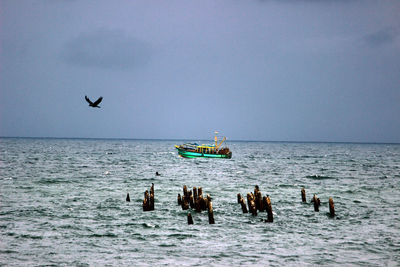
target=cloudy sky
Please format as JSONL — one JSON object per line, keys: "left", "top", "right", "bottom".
{"left": 1, "top": 0, "right": 399, "bottom": 142}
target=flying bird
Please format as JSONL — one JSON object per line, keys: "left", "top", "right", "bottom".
{"left": 85, "top": 95, "right": 103, "bottom": 108}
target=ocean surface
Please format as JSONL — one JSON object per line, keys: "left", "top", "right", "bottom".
{"left": 1, "top": 138, "right": 399, "bottom": 266}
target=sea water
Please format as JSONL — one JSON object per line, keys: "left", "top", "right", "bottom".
{"left": 1, "top": 138, "right": 399, "bottom": 266}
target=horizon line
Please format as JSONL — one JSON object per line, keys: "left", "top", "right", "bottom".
{"left": 1, "top": 135, "right": 399, "bottom": 145}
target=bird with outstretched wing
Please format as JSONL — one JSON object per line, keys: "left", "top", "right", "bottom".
{"left": 85, "top": 95, "right": 103, "bottom": 108}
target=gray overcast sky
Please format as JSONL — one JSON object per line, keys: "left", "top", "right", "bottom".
{"left": 1, "top": 0, "right": 399, "bottom": 142}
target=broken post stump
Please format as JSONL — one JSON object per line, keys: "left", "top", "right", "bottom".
{"left": 149, "top": 192, "right": 154, "bottom": 211}
{"left": 177, "top": 193, "right": 182, "bottom": 205}
{"left": 182, "top": 197, "right": 189, "bottom": 210}
{"left": 193, "top": 187, "right": 198, "bottom": 201}
{"left": 239, "top": 197, "right": 248, "bottom": 213}
{"left": 256, "top": 191, "right": 263, "bottom": 211}
{"left": 312, "top": 194, "right": 320, "bottom": 212}
{"left": 265, "top": 195, "right": 273, "bottom": 223}
{"left": 198, "top": 187, "right": 203, "bottom": 198}
{"left": 189, "top": 195, "right": 195, "bottom": 209}
{"left": 301, "top": 188, "right": 306, "bottom": 203}
{"left": 247, "top": 193, "right": 257, "bottom": 216}
{"left": 195, "top": 196, "right": 202, "bottom": 212}
{"left": 143, "top": 190, "right": 150, "bottom": 211}
{"left": 329, "top": 197, "right": 335, "bottom": 217}
{"left": 126, "top": 193, "right": 130, "bottom": 202}
{"left": 207, "top": 194, "right": 215, "bottom": 224}
{"left": 187, "top": 212, "right": 194, "bottom": 225}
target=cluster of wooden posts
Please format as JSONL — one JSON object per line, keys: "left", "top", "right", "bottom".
{"left": 302, "top": 187, "right": 335, "bottom": 217}
{"left": 237, "top": 185, "right": 274, "bottom": 222}
{"left": 126, "top": 184, "right": 336, "bottom": 224}
{"left": 177, "top": 185, "right": 215, "bottom": 224}
{"left": 142, "top": 183, "right": 155, "bottom": 211}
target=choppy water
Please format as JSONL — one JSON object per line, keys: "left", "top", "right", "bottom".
{"left": 1, "top": 138, "right": 399, "bottom": 266}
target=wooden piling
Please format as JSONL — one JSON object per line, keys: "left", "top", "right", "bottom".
{"left": 195, "top": 196, "right": 202, "bottom": 212}
{"left": 193, "top": 187, "right": 198, "bottom": 201}
{"left": 189, "top": 195, "right": 195, "bottom": 209}
{"left": 183, "top": 185, "right": 188, "bottom": 200}
{"left": 143, "top": 190, "right": 150, "bottom": 211}
{"left": 187, "top": 212, "right": 194, "bottom": 225}
{"left": 312, "top": 194, "right": 320, "bottom": 212}
{"left": 265, "top": 195, "right": 273, "bottom": 223}
{"left": 256, "top": 191, "right": 263, "bottom": 211}
{"left": 149, "top": 192, "right": 154, "bottom": 211}
{"left": 239, "top": 197, "right": 248, "bottom": 213}
{"left": 201, "top": 196, "right": 207, "bottom": 211}
{"left": 254, "top": 185, "right": 260, "bottom": 196}
{"left": 301, "top": 188, "right": 306, "bottom": 203}
{"left": 177, "top": 193, "right": 182, "bottom": 205}
{"left": 237, "top": 193, "right": 242, "bottom": 204}
{"left": 182, "top": 197, "right": 189, "bottom": 210}
{"left": 329, "top": 197, "right": 335, "bottom": 217}
{"left": 247, "top": 193, "right": 257, "bottom": 216}
{"left": 198, "top": 187, "right": 203, "bottom": 198}
{"left": 126, "top": 193, "right": 130, "bottom": 202}
{"left": 207, "top": 194, "right": 215, "bottom": 224}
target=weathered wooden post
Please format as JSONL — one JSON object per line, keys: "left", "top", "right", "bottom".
{"left": 254, "top": 185, "right": 260, "bottom": 196}
{"left": 177, "top": 193, "right": 182, "bottom": 205}
{"left": 246, "top": 193, "right": 252, "bottom": 212}
{"left": 207, "top": 194, "right": 215, "bottom": 224}
{"left": 188, "top": 212, "right": 194, "bottom": 225}
{"left": 312, "top": 194, "right": 320, "bottom": 212}
{"left": 149, "top": 192, "right": 154, "bottom": 211}
{"left": 198, "top": 187, "right": 203, "bottom": 198}
{"left": 247, "top": 193, "right": 257, "bottom": 216}
{"left": 183, "top": 185, "right": 188, "bottom": 201}
{"left": 143, "top": 190, "right": 150, "bottom": 211}
{"left": 301, "top": 188, "right": 306, "bottom": 203}
{"left": 189, "top": 195, "right": 195, "bottom": 209}
{"left": 237, "top": 193, "right": 242, "bottom": 204}
{"left": 329, "top": 197, "right": 335, "bottom": 217}
{"left": 149, "top": 183, "right": 155, "bottom": 210}
{"left": 193, "top": 187, "right": 198, "bottom": 201}
{"left": 265, "top": 195, "right": 273, "bottom": 223}
{"left": 257, "top": 191, "right": 263, "bottom": 211}
{"left": 182, "top": 196, "right": 189, "bottom": 210}
{"left": 195, "top": 196, "right": 202, "bottom": 212}
{"left": 239, "top": 197, "right": 248, "bottom": 213}
{"left": 126, "top": 193, "right": 130, "bottom": 202}
{"left": 201, "top": 195, "right": 207, "bottom": 211}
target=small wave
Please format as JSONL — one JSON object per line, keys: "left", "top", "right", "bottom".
{"left": 167, "top": 233, "right": 195, "bottom": 240}
{"left": 305, "top": 175, "right": 335, "bottom": 180}
{"left": 158, "top": 243, "right": 177, "bottom": 247}
{"left": 141, "top": 223, "right": 159, "bottom": 228}
{"left": 18, "top": 234, "right": 43, "bottom": 240}
{"left": 36, "top": 178, "right": 70, "bottom": 185}
{"left": 87, "top": 232, "right": 118, "bottom": 238}
{"left": 0, "top": 249, "right": 18, "bottom": 254}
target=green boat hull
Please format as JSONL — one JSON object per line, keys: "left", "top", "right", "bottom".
{"left": 176, "top": 148, "right": 232, "bottom": 159}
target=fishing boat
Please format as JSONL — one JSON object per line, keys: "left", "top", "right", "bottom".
{"left": 175, "top": 132, "right": 232, "bottom": 159}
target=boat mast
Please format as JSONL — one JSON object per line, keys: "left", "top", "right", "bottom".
{"left": 214, "top": 131, "right": 226, "bottom": 150}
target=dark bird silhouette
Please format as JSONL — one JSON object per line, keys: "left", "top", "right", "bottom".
{"left": 85, "top": 95, "right": 103, "bottom": 108}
